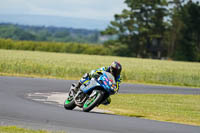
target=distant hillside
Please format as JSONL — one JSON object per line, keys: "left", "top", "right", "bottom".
{"left": 0, "top": 23, "right": 103, "bottom": 43}
{"left": 0, "top": 14, "right": 109, "bottom": 30}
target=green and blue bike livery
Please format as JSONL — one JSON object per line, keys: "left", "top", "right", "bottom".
{"left": 64, "top": 71, "right": 117, "bottom": 112}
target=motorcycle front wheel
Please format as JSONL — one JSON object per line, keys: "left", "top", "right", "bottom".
{"left": 64, "top": 95, "right": 76, "bottom": 110}
{"left": 83, "top": 90, "right": 104, "bottom": 112}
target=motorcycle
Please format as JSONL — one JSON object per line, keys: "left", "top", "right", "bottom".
{"left": 64, "top": 71, "right": 117, "bottom": 112}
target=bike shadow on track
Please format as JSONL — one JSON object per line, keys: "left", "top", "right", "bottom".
{"left": 63, "top": 108, "right": 116, "bottom": 116}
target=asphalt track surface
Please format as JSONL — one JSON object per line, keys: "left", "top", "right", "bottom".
{"left": 0, "top": 76, "right": 200, "bottom": 133}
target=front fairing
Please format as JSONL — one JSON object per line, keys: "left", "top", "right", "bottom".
{"left": 98, "top": 72, "right": 116, "bottom": 94}
{"left": 80, "top": 78, "right": 100, "bottom": 93}
{"left": 80, "top": 72, "right": 116, "bottom": 95}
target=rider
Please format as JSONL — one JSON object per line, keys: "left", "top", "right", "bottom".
{"left": 75, "top": 61, "right": 122, "bottom": 105}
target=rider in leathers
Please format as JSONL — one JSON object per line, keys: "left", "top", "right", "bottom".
{"left": 75, "top": 61, "right": 122, "bottom": 105}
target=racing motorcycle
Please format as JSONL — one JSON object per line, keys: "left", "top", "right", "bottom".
{"left": 64, "top": 71, "right": 117, "bottom": 112}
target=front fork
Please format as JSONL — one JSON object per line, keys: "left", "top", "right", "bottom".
{"left": 74, "top": 90, "right": 88, "bottom": 107}
{"left": 68, "top": 84, "right": 88, "bottom": 107}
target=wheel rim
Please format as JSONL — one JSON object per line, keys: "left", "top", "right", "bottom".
{"left": 83, "top": 93, "right": 98, "bottom": 108}
{"left": 65, "top": 96, "right": 73, "bottom": 104}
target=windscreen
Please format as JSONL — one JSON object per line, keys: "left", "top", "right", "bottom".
{"left": 103, "top": 72, "right": 116, "bottom": 84}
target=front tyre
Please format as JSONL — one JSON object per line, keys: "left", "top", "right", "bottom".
{"left": 83, "top": 90, "right": 104, "bottom": 112}
{"left": 64, "top": 96, "right": 76, "bottom": 110}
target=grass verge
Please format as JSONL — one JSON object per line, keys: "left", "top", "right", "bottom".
{"left": 0, "top": 49, "right": 199, "bottom": 126}
{"left": 0, "top": 126, "right": 64, "bottom": 133}
{"left": 99, "top": 94, "right": 200, "bottom": 126}
{"left": 0, "top": 49, "right": 200, "bottom": 87}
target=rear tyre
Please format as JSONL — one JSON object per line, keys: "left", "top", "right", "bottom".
{"left": 83, "top": 90, "right": 104, "bottom": 112}
{"left": 64, "top": 96, "right": 76, "bottom": 110}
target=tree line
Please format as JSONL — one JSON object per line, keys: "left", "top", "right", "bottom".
{"left": 0, "top": 39, "right": 114, "bottom": 55}
{"left": 102, "top": 0, "right": 200, "bottom": 62}
{"left": 0, "top": 23, "right": 100, "bottom": 44}
{"left": 0, "top": 0, "right": 200, "bottom": 62}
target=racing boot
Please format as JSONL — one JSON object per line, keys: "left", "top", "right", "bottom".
{"left": 74, "top": 73, "right": 90, "bottom": 92}
{"left": 101, "top": 97, "right": 111, "bottom": 105}
{"left": 74, "top": 82, "right": 82, "bottom": 93}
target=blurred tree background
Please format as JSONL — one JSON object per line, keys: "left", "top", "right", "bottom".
{"left": 0, "top": 0, "right": 200, "bottom": 62}
{"left": 0, "top": 24, "right": 101, "bottom": 44}
{"left": 102, "top": 0, "right": 200, "bottom": 61}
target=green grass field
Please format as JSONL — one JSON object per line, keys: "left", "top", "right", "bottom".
{"left": 0, "top": 126, "right": 64, "bottom": 133}
{"left": 0, "top": 49, "right": 200, "bottom": 126}
{"left": 99, "top": 94, "right": 200, "bottom": 126}
{"left": 0, "top": 49, "right": 200, "bottom": 87}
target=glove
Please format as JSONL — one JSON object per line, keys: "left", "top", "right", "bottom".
{"left": 91, "top": 71, "right": 102, "bottom": 79}
{"left": 92, "top": 72, "right": 100, "bottom": 78}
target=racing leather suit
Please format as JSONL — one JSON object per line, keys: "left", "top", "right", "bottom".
{"left": 77, "top": 66, "right": 122, "bottom": 105}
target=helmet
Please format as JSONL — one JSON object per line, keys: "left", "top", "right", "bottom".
{"left": 110, "top": 61, "right": 122, "bottom": 77}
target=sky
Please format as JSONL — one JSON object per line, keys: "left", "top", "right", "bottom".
{"left": 0, "top": 0, "right": 127, "bottom": 21}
